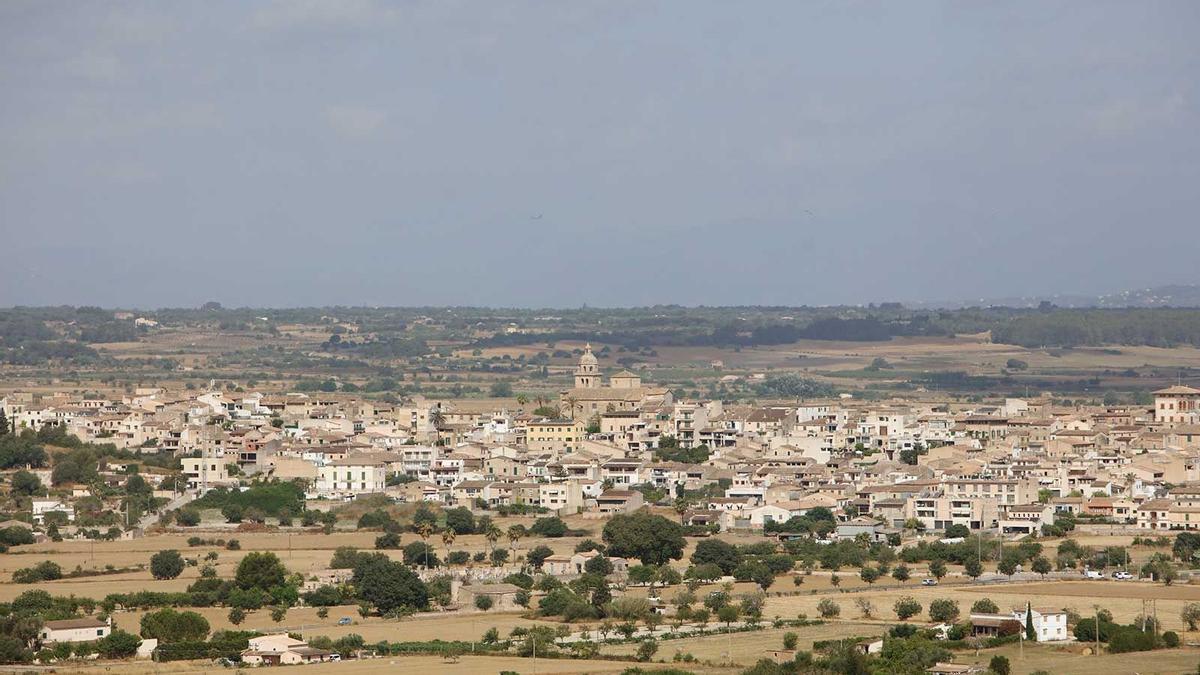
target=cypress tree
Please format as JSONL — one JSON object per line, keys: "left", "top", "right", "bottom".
{"left": 1025, "top": 602, "right": 1036, "bottom": 641}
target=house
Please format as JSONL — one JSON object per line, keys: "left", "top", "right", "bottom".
{"left": 241, "top": 634, "right": 334, "bottom": 666}
{"left": 32, "top": 499, "right": 74, "bottom": 524}
{"left": 455, "top": 582, "right": 524, "bottom": 611}
{"left": 316, "top": 455, "right": 387, "bottom": 497}
{"left": 835, "top": 516, "right": 887, "bottom": 542}
{"left": 596, "top": 489, "right": 644, "bottom": 515}
{"left": 1016, "top": 604, "right": 1068, "bottom": 642}
{"left": 542, "top": 550, "right": 628, "bottom": 576}
{"left": 40, "top": 617, "right": 111, "bottom": 644}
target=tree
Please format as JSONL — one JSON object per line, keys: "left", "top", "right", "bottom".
{"left": 636, "top": 639, "right": 658, "bottom": 662}
{"left": 928, "top": 599, "right": 960, "bottom": 623}
{"left": 855, "top": 598, "right": 875, "bottom": 619}
{"left": 989, "top": 655, "right": 1011, "bottom": 675}
{"left": 228, "top": 607, "right": 246, "bottom": 625}
{"left": 221, "top": 504, "right": 243, "bottom": 523}
{"left": 817, "top": 598, "right": 840, "bottom": 618}
{"left": 1025, "top": 603, "right": 1036, "bottom": 642}
{"left": 507, "top": 524, "right": 526, "bottom": 557}
{"left": 717, "top": 604, "right": 740, "bottom": 629}
{"left": 403, "top": 541, "right": 440, "bottom": 568}
{"left": 139, "top": 608, "right": 210, "bottom": 643}
{"left": 584, "top": 555, "right": 614, "bottom": 576}
{"left": 150, "top": 549, "right": 185, "bottom": 580}
{"left": 783, "top": 632, "right": 798, "bottom": 650}
{"left": 691, "top": 539, "right": 741, "bottom": 575}
{"left": 475, "top": 595, "right": 494, "bottom": 611}
{"left": 416, "top": 522, "right": 435, "bottom": 568}
{"left": 972, "top": 598, "right": 999, "bottom": 614}
{"left": 929, "top": 559, "right": 947, "bottom": 581}
{"left": 352, "top": 553, "right": 429, "bottom": 614}
{"left": 236, "top": 552, "right": 287, "bottom": 591}
{"left": 444, "top": 507, "right": 475, "bottom": 535}
{"left": 892, "top": 564, "right": 911, "bottom": 582}
{"left": 603, "top": 511, "right": 686, "bottom": 565}
{"left": 964, "top": 557, "right": 983, "bottom": 580}
{"left": 527, "top": 545, "right": 554, "bottom": 570}
{"left": 11, "top": 470, "right": 41, "bottom": 496}
{"left": 1182, "top": 603, "right": 1200, "bottom": 631}
{"left": 96, "top": 630, "right": 141, "bottom": 659}
{"left": 1031, "top": 555, "right": 1052, "bottom": 578}
{"left": 859, "top": 566, "right": 881, "bottom": 584}
{"left": 376, "top": 532, "right": 402, "bottom": 550}
{"left": 894, "top": 597, "right": 922, "bottom": 620}
{"left": 530, "top": 516, "right": 568, "bottom": 538}
{"left": 175, "top": 509, "right": 201, "bottom": 526}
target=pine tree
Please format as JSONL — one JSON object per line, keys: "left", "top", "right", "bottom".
{"left": 0, "top": 408, "right": 8, "bottom": 437}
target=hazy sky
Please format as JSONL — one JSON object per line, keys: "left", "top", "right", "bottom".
{"left": 2, "top": 1, "right": 1197, "bottom": 309}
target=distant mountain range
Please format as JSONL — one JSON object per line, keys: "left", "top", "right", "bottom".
{"left": 912, "top": 284, "right": 1200, "bottom": 310}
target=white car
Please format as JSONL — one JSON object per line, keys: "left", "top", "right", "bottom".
{"left": 1112, "top": 570, "right": 1134, "bottom": 580}
{"left": 1083, "top": 570, "right": 1103, "bottom": 580}
{"left": 921, "top": 578, "right": 938, "bottom": 586}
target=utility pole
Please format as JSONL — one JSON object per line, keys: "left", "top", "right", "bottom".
{"left": 1094, "top": 605, "right": 1100, "bottom": 656}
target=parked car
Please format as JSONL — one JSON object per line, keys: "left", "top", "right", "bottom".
{"left": 1083, "top": 570, "right": 1103, "bottom": 580}
{"left": 338, "top": 617, "right": 353, "bottom": 625}
{"left": 1112, "top": 570, "right": 1134, "bottom": 580}
{"left": 921, "top": 578, "right": 938, "bottom": 586}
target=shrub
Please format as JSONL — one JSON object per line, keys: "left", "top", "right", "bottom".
{"left": 928, "top": 599, "right": 960, "bottom": 623}
{"left": 971, "top": 598, "right": 999, "bottom": 614}
{"left": 894, "top": 597, "right": 922, "bottom": 620}
{"left": 12, "top": 561, "right": 63, "bottom": 583}
{"left": 1163, "top": 630, "right": 1180, "bottom": 648}
{"left": 817, "top": 599, "right": 840, "bottom": 619}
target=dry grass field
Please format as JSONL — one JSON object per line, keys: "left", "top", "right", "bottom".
{"left": 22, "top": 654, "right": 668, "bottom": 674}
{"left": 601, "top": 622, "right": 885, "bottom": 664}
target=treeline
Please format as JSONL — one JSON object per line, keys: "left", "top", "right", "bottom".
{"left": 992, "top": 308, "right": 1200, "bottom": 348}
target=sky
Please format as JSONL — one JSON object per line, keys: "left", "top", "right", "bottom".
{"left": 1, "top": 1, "right": 1198, "bottom": 309}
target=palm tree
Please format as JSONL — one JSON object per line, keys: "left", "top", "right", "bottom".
{"left": 507, "top": 524, "right": 526, "bottom": 560}
{"left": 429, "top": 407, "right": 445, "bottom": 429}
{"left": 673, "top": 498, "right": 690, "bottom": 524}
{"left": 441, "top": 529, "right": 456, "bottom": 563}
{"left": 417, "top": 523, "right": 434, "bottom": 569}
{"left": 516, "top": 394, "right": 529, "bottom": 406}
{"left": 485, "top": 524, "right": 501, "bottom": 557}
{"left": 565, "top": 396, "right": 579, "bottom": 420}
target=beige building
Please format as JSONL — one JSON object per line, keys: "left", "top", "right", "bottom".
{"left": 316, "top": 455, "right": 387, "bottom": 497}
{"left": 1155, "top": 385, "right": 1200, "bottom": 424}
{"left": 559, "top": 344, "right": 672, "bottom": 418}
{"left": 526, "top": 419, "right": 585, "bottom": 453}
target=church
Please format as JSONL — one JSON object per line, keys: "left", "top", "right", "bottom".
{"left": 559, "top": 344, "right": 672, "bottom": 419}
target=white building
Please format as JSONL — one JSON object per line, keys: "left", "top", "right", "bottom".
{"left": 1017, "top": 604, "right": 1068, "bottom": 642}
{"left": 40, "top": 617, "right": 111, "bottom": 644}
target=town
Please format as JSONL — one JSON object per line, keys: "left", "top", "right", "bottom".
{"left": 4, "top": 317, "right": 1200, "bottom": 674}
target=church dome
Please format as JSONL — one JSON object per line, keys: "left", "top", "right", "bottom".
{"left": 579, "top": 343, "right": 598, "bottom": 366}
